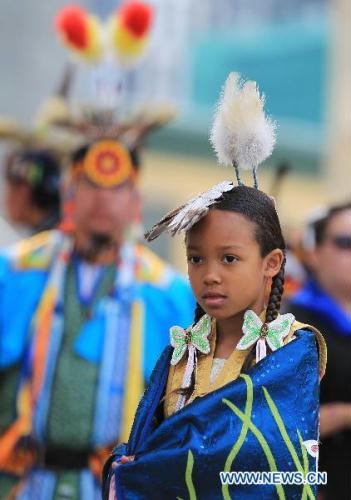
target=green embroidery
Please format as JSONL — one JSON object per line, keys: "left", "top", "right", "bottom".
{"left": 185, "top": 450, "right": 197, "bottom": 500}
{"left": 181, "top": 374, "right": 316, "bottom": 500}
{"left": 237, "top": 310, "right": 295, "bottom": 353}
{"left": 262, "top": 387, "right": 315, "bottom": 500}
{"left": 223, "top": 398, "right": 286, "bottom": 500}
{"left": 221, "top": 374, "right": 253, "bottom": 500}
{"left": 298, "top": 430, "right": 310, "bottom": 500}
{"left": 170, "top": 314, "right": 211, "bottom": 365}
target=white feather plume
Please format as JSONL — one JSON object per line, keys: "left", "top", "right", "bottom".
{"left": 168, "top": 181, "right": 233, "bottom": 235}
{"left": 145, "top": 181, "right": 233, "bottom": 240}
{"left": 210, "top": 72, "right": 276, "bottom": 170}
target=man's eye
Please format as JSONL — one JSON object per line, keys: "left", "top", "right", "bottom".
{"left": 187, "top": 256, "right": 202, "bottom": 264}
{"left": 222, "top": 255, "right": 238, "bottom": 264}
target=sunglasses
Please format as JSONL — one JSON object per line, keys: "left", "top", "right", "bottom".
{"left": 325, "top": 234, "right": 351, "bottom": 250}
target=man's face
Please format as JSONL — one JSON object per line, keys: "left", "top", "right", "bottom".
{"left": 311, "top": 209, "right": 351, "bottom": 295}
{"left": 73, "top": 174, "right": 140, "bottom": 245}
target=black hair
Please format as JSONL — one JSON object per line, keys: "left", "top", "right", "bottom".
{"left": 71, "top": 144, "right": 90, "bottom": 165}
{"left": 192, "top": 186, "right": 286, "bottom": 325}
{"left": 177, "top": 186, "right": 287, "bottom": 401}
{"left": 311, "top": 201, "right": 351, "bottom": 246}
{"left": 5, "top": 149, "right": 61, "bottom": 213}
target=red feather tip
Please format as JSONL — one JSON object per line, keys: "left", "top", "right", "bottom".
{"left": 55, "top": 5, "right": 89, "bottom": 50}
{"left": 118, "top": 1, "right": 154, "bottom": 38}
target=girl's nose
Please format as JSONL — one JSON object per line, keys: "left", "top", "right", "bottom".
{"left": 203, "top": 266, "right": 221, "bottom": 285}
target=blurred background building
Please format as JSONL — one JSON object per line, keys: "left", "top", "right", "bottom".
{"left": 0, "top": 0, "right": 350, "bottom": 269}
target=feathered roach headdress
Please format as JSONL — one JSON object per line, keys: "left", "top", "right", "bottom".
{"left": 55, "top": 2, "right": 153, "bottom": 66}
{"left": 45, "top": 103, "right": 175, "bottom": 191}
{"left": 51, "top": 1, "right": 175, "bottom": 188}
{"left": 145, "top": 72, "right": 276, "bottom": 241}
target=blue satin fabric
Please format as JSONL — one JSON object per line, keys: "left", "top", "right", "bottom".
{"left": 105, "top": 329, "right": 320, "bottom": 499}
{"left": 0, "top": 257, "right": 47, "bottom": 368}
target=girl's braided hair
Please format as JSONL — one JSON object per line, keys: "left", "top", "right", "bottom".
{"left": 192, "top": 185, "right": 286, "bottom": 326}
{"left": 179, "top": 186, "right": 286, "bottom": 398}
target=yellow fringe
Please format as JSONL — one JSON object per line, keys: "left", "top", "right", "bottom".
{"left": 119, "top": 300, "right": 144, "bottom": 443}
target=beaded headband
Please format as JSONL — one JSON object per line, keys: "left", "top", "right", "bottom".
{"left": 73, "top": 139, "right": 136, "bottom": 188}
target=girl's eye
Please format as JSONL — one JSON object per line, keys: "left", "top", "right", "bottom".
{"left": 222, "top": 255, "right": 238, "bottom": 264}
{"left": 187, "top": 255, "right": 202, "bottom": 264}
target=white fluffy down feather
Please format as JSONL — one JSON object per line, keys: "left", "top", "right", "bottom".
{"left": 210, "top": 72, "right": 276, "bottom": 170}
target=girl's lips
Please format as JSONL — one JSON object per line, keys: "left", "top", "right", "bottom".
{"left": 202, "top": 294, "right": 227, "bottom": 308}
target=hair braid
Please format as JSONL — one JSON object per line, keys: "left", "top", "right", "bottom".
{"left": 193, "top": 302, "right": 206, "bottom": 325}
{"left": 183, "top": 186, "right": 288, "bottom": 380}
{"left": 264, "top": 256, "right": 286, "bottom": 323}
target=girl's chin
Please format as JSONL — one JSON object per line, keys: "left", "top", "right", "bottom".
{"left": 202, "top": 309, "right": 233, "bottom": 320}
{"left": 202, "top": 307, "right": 246, "bottom": 321}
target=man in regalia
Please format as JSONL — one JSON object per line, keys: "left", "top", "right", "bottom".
{"left": 0, "top": 126, "right": 194, "bottom": 499}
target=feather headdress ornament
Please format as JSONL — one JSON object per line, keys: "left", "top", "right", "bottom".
{"left": 145, "top": 72, "right": 276, "bottom": 240}
{"left": 145, "top": 181, "right": 233, "bottom": 241}
{"left": 55, "top": 2, "right": 154, "bottom": 66}
{"left": 44, "top": 104, "right": 175, "bottom": 153}
{"left": 210, "top": 72, "right": 276, "bottom": 188}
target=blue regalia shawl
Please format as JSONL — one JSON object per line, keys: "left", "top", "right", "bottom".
{"left": 104, "top": 329, "right": 322, "bottom": 500}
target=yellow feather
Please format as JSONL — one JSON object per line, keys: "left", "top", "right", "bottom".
{"left": 109, "top": 17, "right": 148, "bottom": 63}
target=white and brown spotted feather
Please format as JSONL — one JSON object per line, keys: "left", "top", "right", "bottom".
{"left": 145, "top": 181, "right": 233, "bottom": 241}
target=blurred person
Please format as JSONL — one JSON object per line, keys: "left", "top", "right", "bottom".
{"left": 3, "top": 148, "right": 61, "bottom": 234}
{"left": 0, "top": 2, "right": 193, "bottom": 497}
{"left": 288, "top": 201, "right": 351, "bottom": 499}
{"left": 0, "top": 61, "right": 74, "bottom": 237}
{"left": 0, "top": 131, "right": 194, "bottom": 499}
{"left": 283, "top": 246, "right": 307, "bottom": 298}
{"left": 282, "top": 226, "right": 308, "bottom": 302}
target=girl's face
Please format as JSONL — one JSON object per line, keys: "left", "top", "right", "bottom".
{"left": 186, "top": 209, "right": 283, "bottom": 321}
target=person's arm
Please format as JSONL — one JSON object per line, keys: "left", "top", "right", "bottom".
{"left": 102, "top": 443, "right": 128, "bottom": 500}
{"left": 320, "top": 402, "right": 351, "bottom": 438}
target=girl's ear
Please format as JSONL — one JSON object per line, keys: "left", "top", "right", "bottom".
{"left": 263, "top": 249, "right": 284, "bottom": 278}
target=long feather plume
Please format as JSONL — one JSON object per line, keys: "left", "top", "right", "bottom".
{"left": 210, "top": 72, "right": 276, "bottom": 172}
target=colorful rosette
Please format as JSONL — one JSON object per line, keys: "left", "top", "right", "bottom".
{"left": 55, "top": 5, "right": 103, "bottom": 62}
{"left": 108, "top": 1, "right": 154, "bottom": 65}
{"left": 82, "top": 140, "right": 134, "bottom": 188}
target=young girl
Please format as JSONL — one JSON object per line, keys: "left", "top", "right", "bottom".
{"left": 103, "top": 74, "right": 326, "bottom": 499}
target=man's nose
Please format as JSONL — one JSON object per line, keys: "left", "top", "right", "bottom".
{"left": 94, "top": 186, "right": 112, "bottom": 200}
